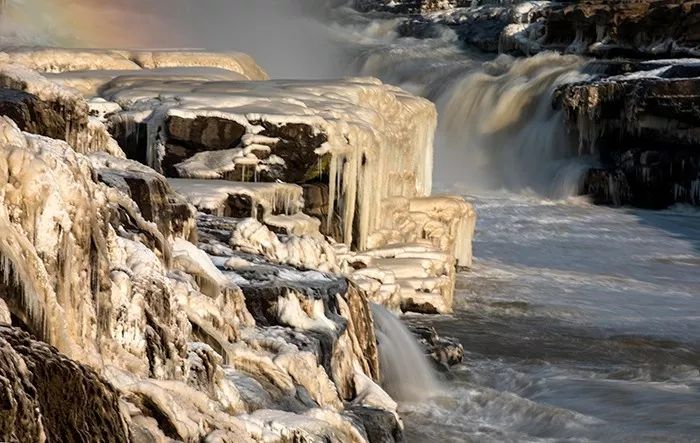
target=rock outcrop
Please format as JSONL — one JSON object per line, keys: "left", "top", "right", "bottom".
{"left": 355, "top": 1, "right": 700, "bottom": 58}
{"left": 0, "top": 48, "right": 475, "bottom": 441}
{"left": 542, "top": 1, "right": 700, "bottom": 58}
{"left": 0, "top": 326, "right": 129, "bottom": 442}
{"left": 556, "top": 60, "right": 700, "bottom": 207}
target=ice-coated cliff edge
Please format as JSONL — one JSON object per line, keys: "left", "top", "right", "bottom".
{"left": 0, "top": 48, "right": 475, "bottom": 442}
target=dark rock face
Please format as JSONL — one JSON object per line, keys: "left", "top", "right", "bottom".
{"left": 543, "top": 1, "right": 700, "bottom": 58}
{"left": 0, "top": 88, "right": 71, "bottom": 141}
{"left": 0, "top": 326, "right": 129, "bottom": 443}
{"left": 348, "top": 406, "right": 403, "bottom": 443}
{"left": 556, "top": 62, "right": 700, "bottom": 208}
{"left": 110, "top": 113, "right": 330, "bottom": 184}
{"left": 258, "top": 121, "right": 328, "bottom": 183}
{"left": 95, "top": 157, "right": 197, "bottom": 240}
{"left": 409, "top": 325, "right": 464, "bottom": 369}
{"left": 303, "top": 183, "right": 343, "bottom": 240}
{"left": 356, "top": 1, "right": 700, "bottom": 58}
{"left": 162, "top": 115, "right": 247, "bottom": 176}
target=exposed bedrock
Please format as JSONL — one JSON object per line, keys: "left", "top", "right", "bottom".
{"left": 555, "top": 60, "right": 700, "bottom": 208}
{"left": 541, "top": 0, "right": 700, "bottom": 58}
{"left": 356, "top": 1, "right": 700, "bottom": 58}
{"left": 0, "top": 326, "right": 129, "bottom": 443}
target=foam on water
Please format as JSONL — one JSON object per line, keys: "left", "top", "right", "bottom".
{"left": 401, "top": 192, "right": 700, "bottom": 442}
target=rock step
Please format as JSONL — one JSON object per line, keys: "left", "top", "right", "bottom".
{"left": 169, "top": 178, "right": 304, "bottom": 219}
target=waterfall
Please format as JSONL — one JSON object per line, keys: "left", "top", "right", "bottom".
{"left": 371, "top": 303, "right": 440, "bottom": 401}
{"left": 434, "top": 52, "right": 593, "bottom": 197}
{"left": 346, "top": 7, "right": 596, "bottom": 199}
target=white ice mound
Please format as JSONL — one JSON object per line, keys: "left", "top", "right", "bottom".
{"left": 0, "top": 47, "right": 268, "bottom": 80}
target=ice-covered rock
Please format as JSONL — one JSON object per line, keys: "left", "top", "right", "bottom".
{"left": 0, "top": 326, "right": 129, "bottom": 442}
{"left": 0, "top": 64, "right": 124, "bottom": 156}
{"left": 0, "top": 45, "right": 475, "bottom": 441}
{"left": 357, "top": 1, "right": 700, "bottom": 58}
{"left": 92, "top": 153, "right": 197, "bottom": 241}
{"left": 0, "top": 115, "right": 403, "bottom": 441}
{"left": 555, "top": 59, "right": 700, "bottom": 208}
{"left": 98, "top": 75, "right": 437, "bottom": 251}
{"left": 0, "top": 47, "right": 268, "bottom": 80}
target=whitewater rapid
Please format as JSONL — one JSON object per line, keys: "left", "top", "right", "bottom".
{"left": 403, "top": 194, "right": 700, "bottom": 442}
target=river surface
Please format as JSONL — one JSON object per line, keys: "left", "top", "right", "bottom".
{"left": 322, "top": 4, "right": 700, "bottom": 442}
{"left": 405, "top": 194, "right": 700, "bottom": 442}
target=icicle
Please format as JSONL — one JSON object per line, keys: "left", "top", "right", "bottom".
{"left": 326, "top": 154, "right": 338, "bottom": 234}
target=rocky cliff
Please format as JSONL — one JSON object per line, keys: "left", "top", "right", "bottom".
{"left": 0, "top": 48, "right": 475, "bottom": 441}
{"left": 555, "top": 60, "right": 700, "bottom": 207}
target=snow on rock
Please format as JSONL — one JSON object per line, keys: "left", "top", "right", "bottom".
{"left": 0, "top": 47, "right": 268, "bottom": 80}
{"left": 230, "top": 218, "right": 342, "bottom": 274}
{"left": 0, "top": 116, "right": 402, "bottom": 441}
{"left": 0, "top": 63, "right": 124, "bottom": 156}
{"left": 92, "top": 153, "right": 198, "bottom": 241}
{"left": 169, "top": 178, "right": 304, "bottom": 220}
{"left": 0, "top": 47, "right": 476, "bottom": 441}
{"left": 99, "top": 75, "right": 437, "bottom": 251}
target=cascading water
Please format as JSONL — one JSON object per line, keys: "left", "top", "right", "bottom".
{"left": 435, "top": 52, "right": 594, "bottom": 196}
{"left": 370, "top": 304, "right": 440, "bottom": 401}
{"left": 345, "top": 11, "right": 595, "bottom": 198}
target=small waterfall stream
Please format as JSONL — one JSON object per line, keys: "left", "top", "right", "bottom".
{"left": 371, "top": 304, "right": 440, "bottom": 401}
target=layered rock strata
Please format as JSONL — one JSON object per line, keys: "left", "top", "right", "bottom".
{"left": 0, "top": 48, "right": 474, "bottom": 441}
{"left": 556, "top": 60, "right": 700, "bottom": 208}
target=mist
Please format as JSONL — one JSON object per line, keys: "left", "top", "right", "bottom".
{"left": 1, "top": 0, "right": 349, "bottom": 79}
{"left": 144, "top": 0, "right": 347, "bottom": 78}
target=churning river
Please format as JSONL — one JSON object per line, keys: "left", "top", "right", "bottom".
{"left": 405, "top": 194, "right": 700, "bottom": 442}
{"left": 326, "top": 4, "right": 700, "bottom": 442}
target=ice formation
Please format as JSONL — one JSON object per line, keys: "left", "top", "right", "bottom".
{"left": 0, "top": 47, "right": 477, "bottom": 441}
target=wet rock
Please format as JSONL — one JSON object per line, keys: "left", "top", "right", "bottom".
{"left": 348, "top": 406, "right": 404, "bottom": 443}
{"left": 0, "top": 326, "right": 129, "bottom": 442}
{"left": 556, "top": 61, "right": 700, "bottom": 207}
{"left": 409, "top": 325, "right": 464, "bottom": 368}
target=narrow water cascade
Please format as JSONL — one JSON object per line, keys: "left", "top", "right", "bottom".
{"left": 371, "top": 304, "right": 440, "bottom": 401}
